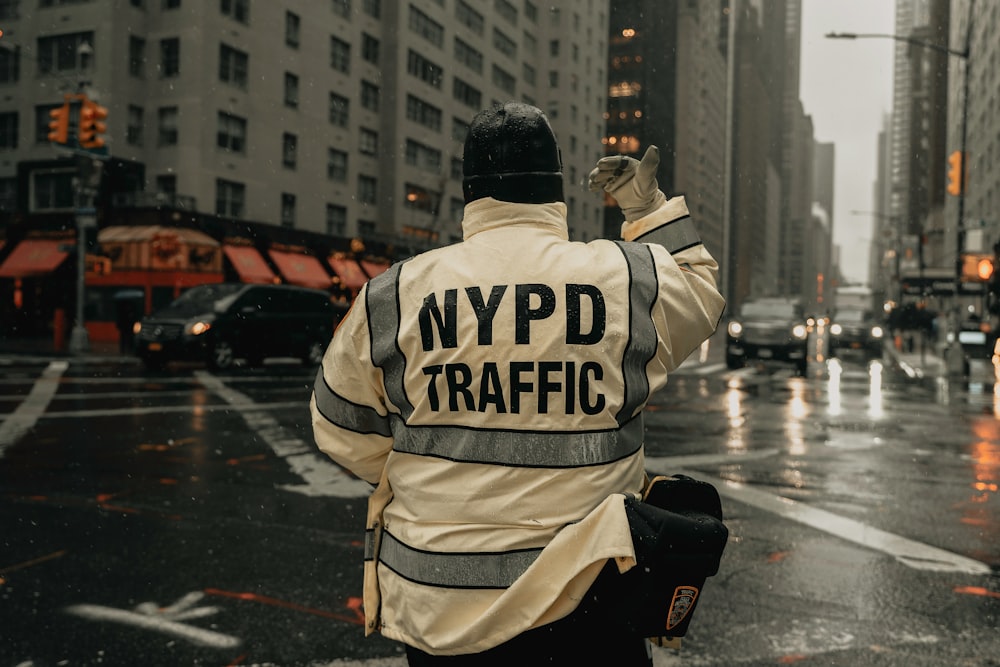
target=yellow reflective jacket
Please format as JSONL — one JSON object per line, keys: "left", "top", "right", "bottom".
{"left": 311, "top": 196, "right": 725, "bottom": 655}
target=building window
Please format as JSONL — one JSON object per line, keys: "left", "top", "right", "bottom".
{"left": 163, "top": 0, "right": 181, "bottom": 8}
{"left": 405, "top": 139, "right": 442, "bottom": 173}
{"left": 32, "top": 169, "right": 75, "bottom": 212}
{"left": 326, "top": 204, "right": 347, "bottom": 236}
{"left": 450, "top": 157, "right": 463, "bottom": 180}
{"left": 361, "top": 33, "right": 379, "bottom": 65}
{"left": 523, "top": 63, "right": 536, "bottom": 85}
{"left": 494, "top": 0, "right": 517, "bottom": 25}
{"left": 282, "top": 133, "right": 297, "bottom": 169}
{"left": 549, "top": 40, "right": 559, "bottom": 57}
{"left": 0, "top": 111, "right": 18, "bottom": 149}
{"left": 451, "top": 117, "right": 469, "bottom": 142}
{"left": 285, "top": 11, "right": 300, "bottom": 49}
{"left": 284, "top": 72, "right": 299, "bottom": 108}
{"left": 359, "top": 128, "right": 378, "bottom": 156}
{"left": 37, "top": 31, "right": 94, "bottom": 74}
{"left": 219, "top": 44, "right": 248, "bottom": 88}
{"left": 359, "top": 220, "right": 376, "bottom": 237}
{"left": 156, "top": 174, "right": 176, "bottom": 195}
{"left": 525, "top": 1, "right": 537, "bottom": 22}
{"left": 126, "top": 105, "right": 144, "bottom": 146}
{"left": 406, "top": 95, "right": 442, "bottom": 132}
{"left": 358, "top": 175, "right": 377, "bottom": 204}
{"left": 220, "top": 0, "right": 248, "bottom": 24}
{"left": 404, "top": 183, "right": 439, "bottom": 214}
{"left": 330, "top": 36, "right": 350, "bottom": 73}
{"left": 362, "top": 0, "right": 380, "bottom": 18}
{"left": 455, "top": 0, "right": 484, "bottom": 35}
{"left": 492, "top": 64, "right": 515, "bottom": 95}
{"left": 216, "top": 178, "right": 245, "bottom": 218}
{"left": 493, "top": 28, "right": 516, "bottom": 58}
{"left": 159, "top": 37, "right": 180, "bottom": 77}
{"left": 0, "top": 0, "right": 21, "bottom": 19}
{"left": 0, "top": 44, "right": 19, "bottom": 84}
{"left": 452, "top": 78, "right": 481, "bottom": 109}
{"left": 158, "top": 106, "right": 178, "bottom": 146}
{"left": 361, "top": 80, "right": 380, "bottom": 112}
{"left": 454, "top": 38, "right": 482, "bottom": 73}
{"left": 216, "top": 111, "right": 246, "bottom": 153}
{"left": 332, "top": 0, "right": 350, "bottom": 18}
{"left": 0, "top": 177, "right": 17, "bottom": 212}
{"left": 409, "top": 6, "right": 444, "bottom": 48}
{"left": 128, "top": 36, "right": 145, "bottom": 77}
{"left": 329, "top": 92, "right": 349, "bottom": 127}
{"left": 407, "top": 50, "right": 442, "bottom": 88}
{"left": 281, "top": 193, "right": 296, "bottom": 227}
{"left": 328, "top": 148, "right": 348, "bottom": 182}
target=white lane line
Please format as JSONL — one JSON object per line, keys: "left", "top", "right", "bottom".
{"left": 714, "top": 477, "right": 992, "bottom": 576}
{"left": 196, "top": 371, "right": 371, "bottom": 498}
{"left": 0, "top": 361, "right": 68, "bottom": 456}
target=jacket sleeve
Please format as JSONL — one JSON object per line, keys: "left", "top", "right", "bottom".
{"left": 310, "top": 284, "right": 394, "bottom": 485}
{"left": 621, "top": 195, "right": 726, "bottom": 379}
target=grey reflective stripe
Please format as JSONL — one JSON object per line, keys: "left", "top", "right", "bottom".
{"left": 634, "top": 215, "right": 702, "bottom": 254}
{"left": 392, "top": 416, "right": 643, "bottom": 467}
{"left": 313, "top": 370, "right": 392, "bottom": 437}
{"left": 366, "top": 263, "right": 414, "bottom": 419}
{"left": 378, "top": 530, "right": 543, "bottom": 589}
{"left": 614, "top": 241, "right": 658, "bottom": 425}
{"left": 364, "top": 528, "right": 376, "bottom": 560}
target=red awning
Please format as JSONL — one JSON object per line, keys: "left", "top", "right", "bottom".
{"left": 268, "top": 249, "right": 331, "bottom": 290}
{"left": 223, "top": 245, "right": 277, "bottom": 284}
{"left": 0, "top": 239, "right": 72, "bottom": 278}
{"left": 360, "top": 259, "right": 391, "bottom": 278}
{"left": 327, "top": 256, "right": 369, "bottom": 290}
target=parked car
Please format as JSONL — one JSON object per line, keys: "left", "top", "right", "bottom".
{"left": 726, "top": 298, "right": 810, "bottom": 375}
{"left": 134, "top": 283, "right": 347, "bottom": 371}
{"left": 827, "top": 308, "right": 885, "bottom": 361}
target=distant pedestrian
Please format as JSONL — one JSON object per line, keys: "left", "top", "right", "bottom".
{"left": 114, "top": 294, "right": 140, "bottom": 354}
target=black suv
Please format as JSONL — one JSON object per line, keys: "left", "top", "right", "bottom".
{"left": 134, "top": 283, "right": 347, "bottom": 371}
{"left": 828, "top": 309, "right": 885, "bottom": 361}
{"left": 726, "top": 298, "right": 810, "bottom": 375}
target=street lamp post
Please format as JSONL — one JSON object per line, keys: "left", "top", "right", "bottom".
{"left": 827, "top": 3, "right": 975, "bottom": 374}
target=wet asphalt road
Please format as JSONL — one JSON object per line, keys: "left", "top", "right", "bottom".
{"left": 0, "top": 337, "right": 998, "bottom": 666}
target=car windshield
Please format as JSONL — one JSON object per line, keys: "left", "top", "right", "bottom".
{"left": 836, "top": 310, "right": 870, "bottom": 323}
{"left": 740, "top": 301, "right": 799, "bottom": 319}
{"left": 151, "top": 284, "right": 245, "bottom": 318}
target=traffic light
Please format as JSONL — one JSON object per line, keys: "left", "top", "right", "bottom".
{"left": 47, "top": 103, "right": 70, "bottom": 144}
{"left": 960, "top": 252, "right": 994, "bottom": 282}
{"left": 947, "top": 150, "right": 963, "bottom": 196}
{"left": 78, "top": 97, "right": 108, "bottom": 149}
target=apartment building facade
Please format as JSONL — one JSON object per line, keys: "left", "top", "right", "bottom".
{"left": 0, "top": 0, "right": 609, "bottom": 246}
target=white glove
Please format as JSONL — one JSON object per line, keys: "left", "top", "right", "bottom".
{"left": 587, "top": 145, "right": 667, "bottom": 222}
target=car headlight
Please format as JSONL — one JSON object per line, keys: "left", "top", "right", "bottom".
{"left": 184, "top": 318, "right": 214, "bottom": 336}
{"left": 728, "top": 321, "right": 743, "bottom": 337}
{"left": 830, "top": 323, "right": 842, "bottom": 335}
{"left": 792, "top": 324, "right": 808, "bottom": 339}
{"left": 871, "top": 325, "right": 884, "bottom": 338}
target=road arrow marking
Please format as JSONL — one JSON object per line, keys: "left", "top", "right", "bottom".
{"left": 65, "top": 591, "right": 240, "bottom": 648}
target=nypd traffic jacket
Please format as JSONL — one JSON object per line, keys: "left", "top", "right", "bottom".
{"left": 310, "top": 195, "right": 725, "bottom": 655}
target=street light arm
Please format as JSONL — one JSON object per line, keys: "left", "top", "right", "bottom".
{"left": 825, "top": 32, "right": 968, "bottom": 59}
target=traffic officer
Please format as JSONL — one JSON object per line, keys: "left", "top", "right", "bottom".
{"left": 310, "top": 101, "right": 725, "bottom": 665}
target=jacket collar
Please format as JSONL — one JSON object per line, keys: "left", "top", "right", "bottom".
{"left": 462, "top": 198, "right": 569, "bottom": 241}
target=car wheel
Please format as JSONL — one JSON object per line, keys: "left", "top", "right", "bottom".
{"left": 140, "top": 355, "right": 165, "bottom": 372}
{"left": 725, "top": 353, "right": 745, "bottom": 370}
{"left": 209, "top": 340, "right": 235, "bottom": 370}
{"left": 303, "top": 340, "right": 325, "bottom": 366}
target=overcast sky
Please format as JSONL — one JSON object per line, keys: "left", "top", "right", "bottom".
{"left": 799, "top": 0, "right": 896, "bottom": 285}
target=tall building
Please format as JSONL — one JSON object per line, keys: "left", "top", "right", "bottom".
{"left": 602, "top": 0, "right": 729, "bottom": 260}
{"left": 0, "top": 0, "right": 612, "bottom": 344}
{"left": 0, "top": 0, "right": 609, "bottom": 246}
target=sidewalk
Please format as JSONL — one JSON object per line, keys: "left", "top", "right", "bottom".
{"left": 0, "top": 336, "right": 138, "bottom": 363}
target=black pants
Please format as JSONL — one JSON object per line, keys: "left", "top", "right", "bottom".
{"left": 404, "top": 563, "right": 653, "bottom": 666}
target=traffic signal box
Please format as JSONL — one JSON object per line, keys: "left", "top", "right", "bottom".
{"left": 78, "top": 97, "right": 108, "bottom": 149}
{"left": 46, "top": 93, "right": 108, "bottom": 151}
{"left": 947, "top": 150, "right": 964, "bottom": 196}
{"left": 47, "top": 103, "right": 70, "bottom": 144}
